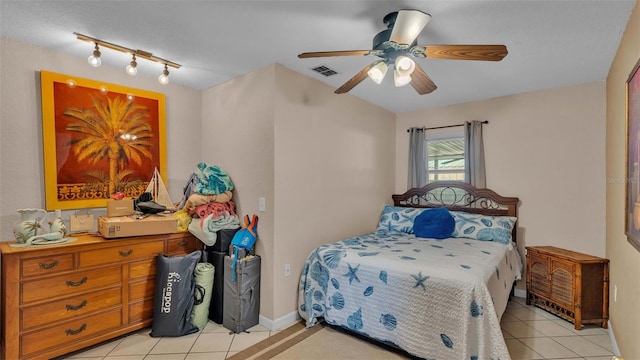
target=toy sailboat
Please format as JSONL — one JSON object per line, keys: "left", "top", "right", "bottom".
{"left": 145, "top": 167, "right": 174, "bottom": 210}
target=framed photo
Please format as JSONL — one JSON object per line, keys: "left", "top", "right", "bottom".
{"left": 40, "top": 70, "right": 167, "bottom": 210}
{"left": 625, "top": 58, "right": 640, "bottom": 251}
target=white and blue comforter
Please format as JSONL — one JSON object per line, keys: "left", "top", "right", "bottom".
{"left": 298, "top": 229, "right": 523, "bottom": 360}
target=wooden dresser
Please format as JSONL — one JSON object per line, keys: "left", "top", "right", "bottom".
{"left": 525, "top": 246, "right": 609, "bottom": 330}
{"left": 0, "top": 232, "right": 201, "bottom": 360}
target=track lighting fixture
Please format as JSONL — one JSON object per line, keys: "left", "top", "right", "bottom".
{"left": 75, "top": 32, "right": 180, "bottom": 83}
{"left": 158, "top": 64, "right": 170, "bottom": 85}
{"left": 87, "top": 43, "right": 101, "bottom": 67}
{"left": 125, "top": 54, "right": 137, "bottom": 76}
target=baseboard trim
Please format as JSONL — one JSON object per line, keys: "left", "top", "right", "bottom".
{"left": 608, "top": 320, "right": 621, "bottom": 356}
{"left": 259, "top": 311, "right": 301, "bottom": 331}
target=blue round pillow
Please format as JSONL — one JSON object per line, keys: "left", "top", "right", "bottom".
{"left": 413, "top": 207, "right": 455, "bottom": 239}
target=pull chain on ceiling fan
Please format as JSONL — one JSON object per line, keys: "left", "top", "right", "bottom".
{"left": 298, "top": 9, "right": 508, "bottom": 95}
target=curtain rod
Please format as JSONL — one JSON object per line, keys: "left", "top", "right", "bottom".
{"left": 406, "top": 120, "right": 489, "bottom": 132}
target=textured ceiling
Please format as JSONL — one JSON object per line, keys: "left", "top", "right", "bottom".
{"left": 0, "top": 1, "right": 635, "bottom": 113}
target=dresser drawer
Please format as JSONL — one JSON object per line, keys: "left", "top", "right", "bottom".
{"left": 22, "top": 267, "right": 122, "bottom": 303}
{"left": 21, "top": 288, "right": 121, "bottom": 330}
{"left": 129, "top": 258, "right": 156, "bottom": 280}
{"left": 21, "top": 308, "right": 122, "bottom": 357}
{"left": 129, "top": 298, "right": 154, "bottom": 323}
{"left": 167, "top": 234, "right": 199, "bottom": 255}
{"left": 21, "top": 253, "right": 75, "bottom": 278}
{"left": 79, "top": 241, "right": 164, "bottom": 267}
{"left": 1, "top": 233, "right": 190, "bottom": 359}
{"left": 129, "top": 279, "right": 155, "bottom": 302}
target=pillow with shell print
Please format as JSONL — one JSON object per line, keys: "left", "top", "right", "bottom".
{"left": 376, "top": 205, "right": 427, "bottom": 234}
{"left": 450, "top": 211, "right": 517, "bottom": 245}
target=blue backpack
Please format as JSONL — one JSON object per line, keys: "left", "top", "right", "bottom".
{"left": 230, "top": 214, "right": 258, "bottom": 281}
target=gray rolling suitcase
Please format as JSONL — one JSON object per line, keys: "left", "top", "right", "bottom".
{"left": 223, "top": 255, "right": 261, "bottom": 333}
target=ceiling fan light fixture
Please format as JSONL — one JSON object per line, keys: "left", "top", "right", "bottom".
{"left": 389, "top": 10, "right": 431, "bottom": 45}
{"left": 395, "top": 56, "right": 416, "bottom": 77}
{"left": 394, "top": 69, "right": 411, "bottom": 87}
{"left": 367, "top": 61, "right": 388, "bottom": 84}
{"left": 296, "top": 10, "right": 506, "bottom": 95}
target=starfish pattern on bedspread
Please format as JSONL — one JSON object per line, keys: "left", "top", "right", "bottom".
{"left": 343, "top": 263, "right": 360, "bottom": 284}
{"left": 412, "top": 271, "right": 429, "bottom": 291}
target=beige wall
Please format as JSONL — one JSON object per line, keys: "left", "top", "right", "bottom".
{"left": 273, "top": 64, "right": 395, "bottom": 320}
{"left": 0, "top": 37, "right": 202, "bottom": 239}
{"left": 200, "top": 63, "right": 395, "bottom": 321}
{"left": 396, "top": 83, "right": 607, "bottom": 275}
{"left": 606, "top": 0, "right": 640, "bottom": 357}
{"left": 200, "top": 64, "right": 277, "bottom": 319}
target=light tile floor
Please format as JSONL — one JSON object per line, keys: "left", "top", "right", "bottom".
{"left": 60, "top": 296, "right": 615, "bottom": 360}
{"left": 503, "top": 296, "right": 615, "bottom": 360}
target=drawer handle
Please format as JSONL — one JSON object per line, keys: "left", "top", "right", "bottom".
{"left": 66, "top": 277, "right": 87, "bottom": 287}
{"left": 39, "top": 259, "right": 59, "bottom": 270}
{"left": 65, "top": 323, "right": 87, "bottom": 336}
{"left": 119, "top": 249, "right": 133, "bottom": 257}
{"left": 178, "top": 240, "right": 189, "bottom": 246}
{"left": 66, "top": 300, "right": 87, "bottom": 311}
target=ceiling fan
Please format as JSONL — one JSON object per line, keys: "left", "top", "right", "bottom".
{"left": 298, "top": 9, "right": 508, "bottom": 95}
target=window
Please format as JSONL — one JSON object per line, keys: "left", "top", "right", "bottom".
{"left": 427, "top": 136, "right": 464, "bottom": 183}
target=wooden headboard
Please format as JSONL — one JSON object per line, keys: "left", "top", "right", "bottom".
{"left": 392, "top": 181, "right": 520, "bottom": 242}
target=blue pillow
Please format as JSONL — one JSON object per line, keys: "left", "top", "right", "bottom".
{"left": 412, "top": 207, "right": 455, "bottom": 239}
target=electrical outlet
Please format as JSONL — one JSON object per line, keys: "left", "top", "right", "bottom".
{"left": 259, "top": 197, "right": 266, "bottom": 212}
{"left": 284, "top": 263, "right": 291, "bottom": 277}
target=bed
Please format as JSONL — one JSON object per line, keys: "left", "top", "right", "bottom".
{"left": 297, "top": 181, "right": 522, "bottom": 360}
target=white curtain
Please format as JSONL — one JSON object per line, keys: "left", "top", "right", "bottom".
{"left": 408, "top": 127, "right": 427, "bottom": 188}
{"left": 464, "top": 120, "right": 486, "bottom": 188}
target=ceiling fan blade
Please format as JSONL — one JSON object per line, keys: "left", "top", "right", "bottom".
{"left": 390, "top": 10, "right": 431, "bottom": 45}
{"left": 424, "top": 45, "right": 508, "bottom": 61}
{"left": 298, "top": 50, "right": 372, "bottom": 58}
{"left": 334, "top": 62, "right": 378, "bottom": 94}
{"left": 410, "top": 64, "right": 437, "bottom": 95}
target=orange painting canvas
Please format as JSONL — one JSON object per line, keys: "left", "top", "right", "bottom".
{"left": 41, "top": 71, "right": 167, "bottom": 210}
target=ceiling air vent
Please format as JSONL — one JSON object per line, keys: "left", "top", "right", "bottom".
{"left": 311, "top": 65, "right": 338, "bottom": 77}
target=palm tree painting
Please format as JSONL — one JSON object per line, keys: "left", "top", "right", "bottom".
{"left": 63, "top": 95, "right": 153, "bottom": 195}
{"left": 40, "top": 71, "right": 166, "bottom": 210}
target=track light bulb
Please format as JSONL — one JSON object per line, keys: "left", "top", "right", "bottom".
{"left": 367, "top": 62, "right": 388, "bottom": 84}
{"left": 125, "top": 55, "right": 137, "bottom": 75}
{"left": 158, "top": 64, "right": 170, "bottom": 85}
{"left": 395, "top": 56, "right": 415, "bottom": 77}
{"left": 88, "top": 43, "right": 101, "bottom": 67}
